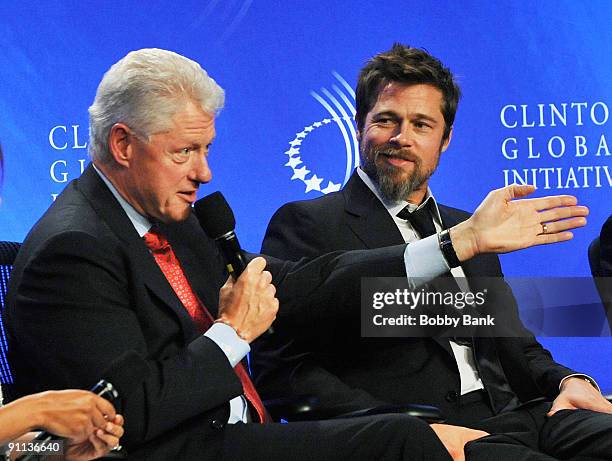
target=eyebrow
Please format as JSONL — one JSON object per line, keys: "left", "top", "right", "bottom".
{"left": 372, "top": 111, "right": 439, "bottom": 124}
{"left": 412, "top": 113, "right": 439, "bottom": 124}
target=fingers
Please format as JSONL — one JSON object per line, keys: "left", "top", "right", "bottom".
{"left": 538, "top": 206, "right": 589, "bottom": 225}
{"left": 258, "top": 270, "right": 275, "bottom": 293}
{"left": 504, "top": 184, "right": 535, "bottom": 199}
{"left": 246, "top": 256, "right": 267, "bottom": 273}
{"left": 547, "top": 401, "right": 577, "bottom": 417}
{"left": 218, "top": 256, "right": 278, "bottom": 342}
{"left": 112, "top": 414, "right": 125, "bottom": 426}
{"left": 90, "top": 429, "right": 119, "bottom": 456}
{"left": 91, "top": 419, "right": 124, "bottom": 455}
{"left": 524, "top": 194, "right": 579, "bottom": 211}
{"left": 537, "top": 216, "right": 587, "bottom": 235}
{"left": 94, "top": 395, "right": 117, "bottom": 421}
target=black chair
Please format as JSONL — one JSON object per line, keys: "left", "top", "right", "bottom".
{"left": 0, "top": 241, "right": 20, "bottom": 403}
{"left": 264, "top": 394, "right": 444, "bottom": 423}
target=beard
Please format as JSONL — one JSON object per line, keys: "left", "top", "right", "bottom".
{"left": 360, "top": 142, "right": 440, "bottom": 202}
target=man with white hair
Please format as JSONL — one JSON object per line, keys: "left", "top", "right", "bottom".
{"left": 3, "top": 48, "right": 590, "bottom": 460}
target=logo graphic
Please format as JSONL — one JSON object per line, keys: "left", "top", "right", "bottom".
{"left": 284, "top": 72, "right": 360, "bottom": 195}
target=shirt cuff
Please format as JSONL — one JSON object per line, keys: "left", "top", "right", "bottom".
{"left": 559, "top": 373, "right": 601, "bottom": 393}
{"left": 204, "top": 322, "right": 250, "bottom": 367}
{"left": 404, "top": 234, "right": 450, "bottom": 288}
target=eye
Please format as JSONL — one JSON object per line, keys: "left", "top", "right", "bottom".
{"left": 375, "top": 117, "right": 394, "bottom": 125}
{"left": 171, "top": 147, "right": 192, "bottom": 163}
{"left": 414, "top": 121, "right": 432, "bottom": 130}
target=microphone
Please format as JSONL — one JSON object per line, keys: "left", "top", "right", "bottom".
{"left": 22, "top": 351, "right": 150, "bottom": 460}
{"left": 194, "top": 192, "right": 274, "bottom": 335}
{"left": 194, "top": 191, "right": 247, "bottom": 279}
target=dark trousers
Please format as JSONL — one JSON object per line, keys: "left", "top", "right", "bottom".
{"left": 223, "top": 413, "right": 452, "bottom": 461}
{"left": 450, "top": 392, "right": 612, "bottom": 460}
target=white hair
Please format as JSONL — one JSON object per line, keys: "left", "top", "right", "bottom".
{"left": 88, "top": 48, "right": 225, "bottom": 162}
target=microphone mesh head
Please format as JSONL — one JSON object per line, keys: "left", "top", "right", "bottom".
{"left": 194, "top": 191, "right": 236, "bottom": 239}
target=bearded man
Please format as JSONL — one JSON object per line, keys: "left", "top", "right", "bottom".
{"left": 254, "top": 43, "right": 612, "bottom": 460}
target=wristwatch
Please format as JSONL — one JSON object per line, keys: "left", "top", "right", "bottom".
{"left": 438, "top": 229, "right": 461, "bottom": 268}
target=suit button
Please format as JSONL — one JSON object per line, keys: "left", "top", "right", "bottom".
{"left": 210, "top": 419, "right": 225, "bottom": 430}
{"left": 445, "top": 391, "right": 458, "bottom": 402}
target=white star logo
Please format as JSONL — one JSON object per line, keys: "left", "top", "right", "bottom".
{"left": 304, "top": 174, "right": 323, "bottom": 193}
{"left": 285, "top": 157, "right": 303, "bottom": 168}
{"left": 291, "top": 166, "right": 310, "bottom": 181}
{"left": 321, "top": 181, "right": 341, "bottom": 194}
{"left": 281, "top": 90, "right": 355, "bottom": 197}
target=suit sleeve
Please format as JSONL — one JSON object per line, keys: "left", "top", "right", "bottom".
{"left": 487, "top": 266, "right": 576, "bottom": 399}
{"left": 253, "top": 203, "right": 394, "bottom": 413}
{"left": 7, "top": 231, "right": 243, "bottom": 448}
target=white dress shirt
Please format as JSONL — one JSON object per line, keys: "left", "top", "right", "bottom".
{"left": 357, "top": 168, "right": 485, "bottom": 394}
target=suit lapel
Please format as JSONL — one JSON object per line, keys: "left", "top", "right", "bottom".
{"left": 76, "top": 165, "right": 198, "bottom": 341}
{"left": 343, "top": 172, "right": 405, "bottom": 249}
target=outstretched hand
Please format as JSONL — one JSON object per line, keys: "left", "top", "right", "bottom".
{"left": 450, "top": 185, "right": 588, "bottom": 261}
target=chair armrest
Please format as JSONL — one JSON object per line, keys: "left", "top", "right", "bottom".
{"left": 332, "top": 403, "right": 445, "bottom": 424}
{"left": 264, "top": 395, "right": 320, "bottom": 422}
{"left": 265, "top": 395, "right": 445, "bottom": 424}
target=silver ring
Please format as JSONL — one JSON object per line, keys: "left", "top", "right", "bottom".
{"left": 112, "top": 444, "right": 123, "bottom": 451}
{"left": 541, "top": 223, "right": 548, "bottom": 234}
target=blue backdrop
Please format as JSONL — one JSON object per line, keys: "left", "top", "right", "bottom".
{"left": 1, "top": 1, "right": 610, "bottom": 388}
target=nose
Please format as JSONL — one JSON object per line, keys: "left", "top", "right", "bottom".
{"left": 388, "top": 123, "right": 413, "bottom": 148}
{"left": 189, "top": 153, "right": 212, "bottom": 184}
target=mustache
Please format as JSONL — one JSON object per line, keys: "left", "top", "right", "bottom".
{"left": 372, "top": 144, "right": 417, "bottom": 162}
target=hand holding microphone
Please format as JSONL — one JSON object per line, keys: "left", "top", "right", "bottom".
{"left": 194, "top": 192, "right": 278, "bottom": 341}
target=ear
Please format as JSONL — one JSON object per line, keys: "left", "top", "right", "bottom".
{"left": 441, "top": 125, "right": 453, "bottom": 153}
{"left": 108, "top": 123, "right": 134, "bottom": 168}
{"left": 354, "top": 114, "right": 362, "bottom": 142}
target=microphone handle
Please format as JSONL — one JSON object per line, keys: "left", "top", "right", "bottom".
{"left": 216, "top": 232, "right": 248, "bottom": 279}
{"left": 216, "top": 232, "right": 274, "bottom": 335}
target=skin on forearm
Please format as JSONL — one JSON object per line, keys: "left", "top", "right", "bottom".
{"left": 0, "top": 394, "right": 43, "bottom": 445}
{"left": 7, "top": 433, "right": 40, "bottom": 461}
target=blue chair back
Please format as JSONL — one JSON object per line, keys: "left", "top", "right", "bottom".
{"left": 0, "top": 241, "right": 20, "bottom": 388}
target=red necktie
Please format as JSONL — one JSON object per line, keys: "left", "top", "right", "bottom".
{"left": 144, "top": 229, "right": 270, "bottom": 423}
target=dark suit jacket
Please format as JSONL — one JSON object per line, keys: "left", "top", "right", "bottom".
{"left": 255, "top": 171, "right": 575, "bottom": 422}
{"left": 598, "top": 215, "right": 612, "bottom": 327}
{"left": 601, "top": 215, "right": 612, "bottom": 276}
{"left": 3, "top": 165, "right": 415, "bottom": 459}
